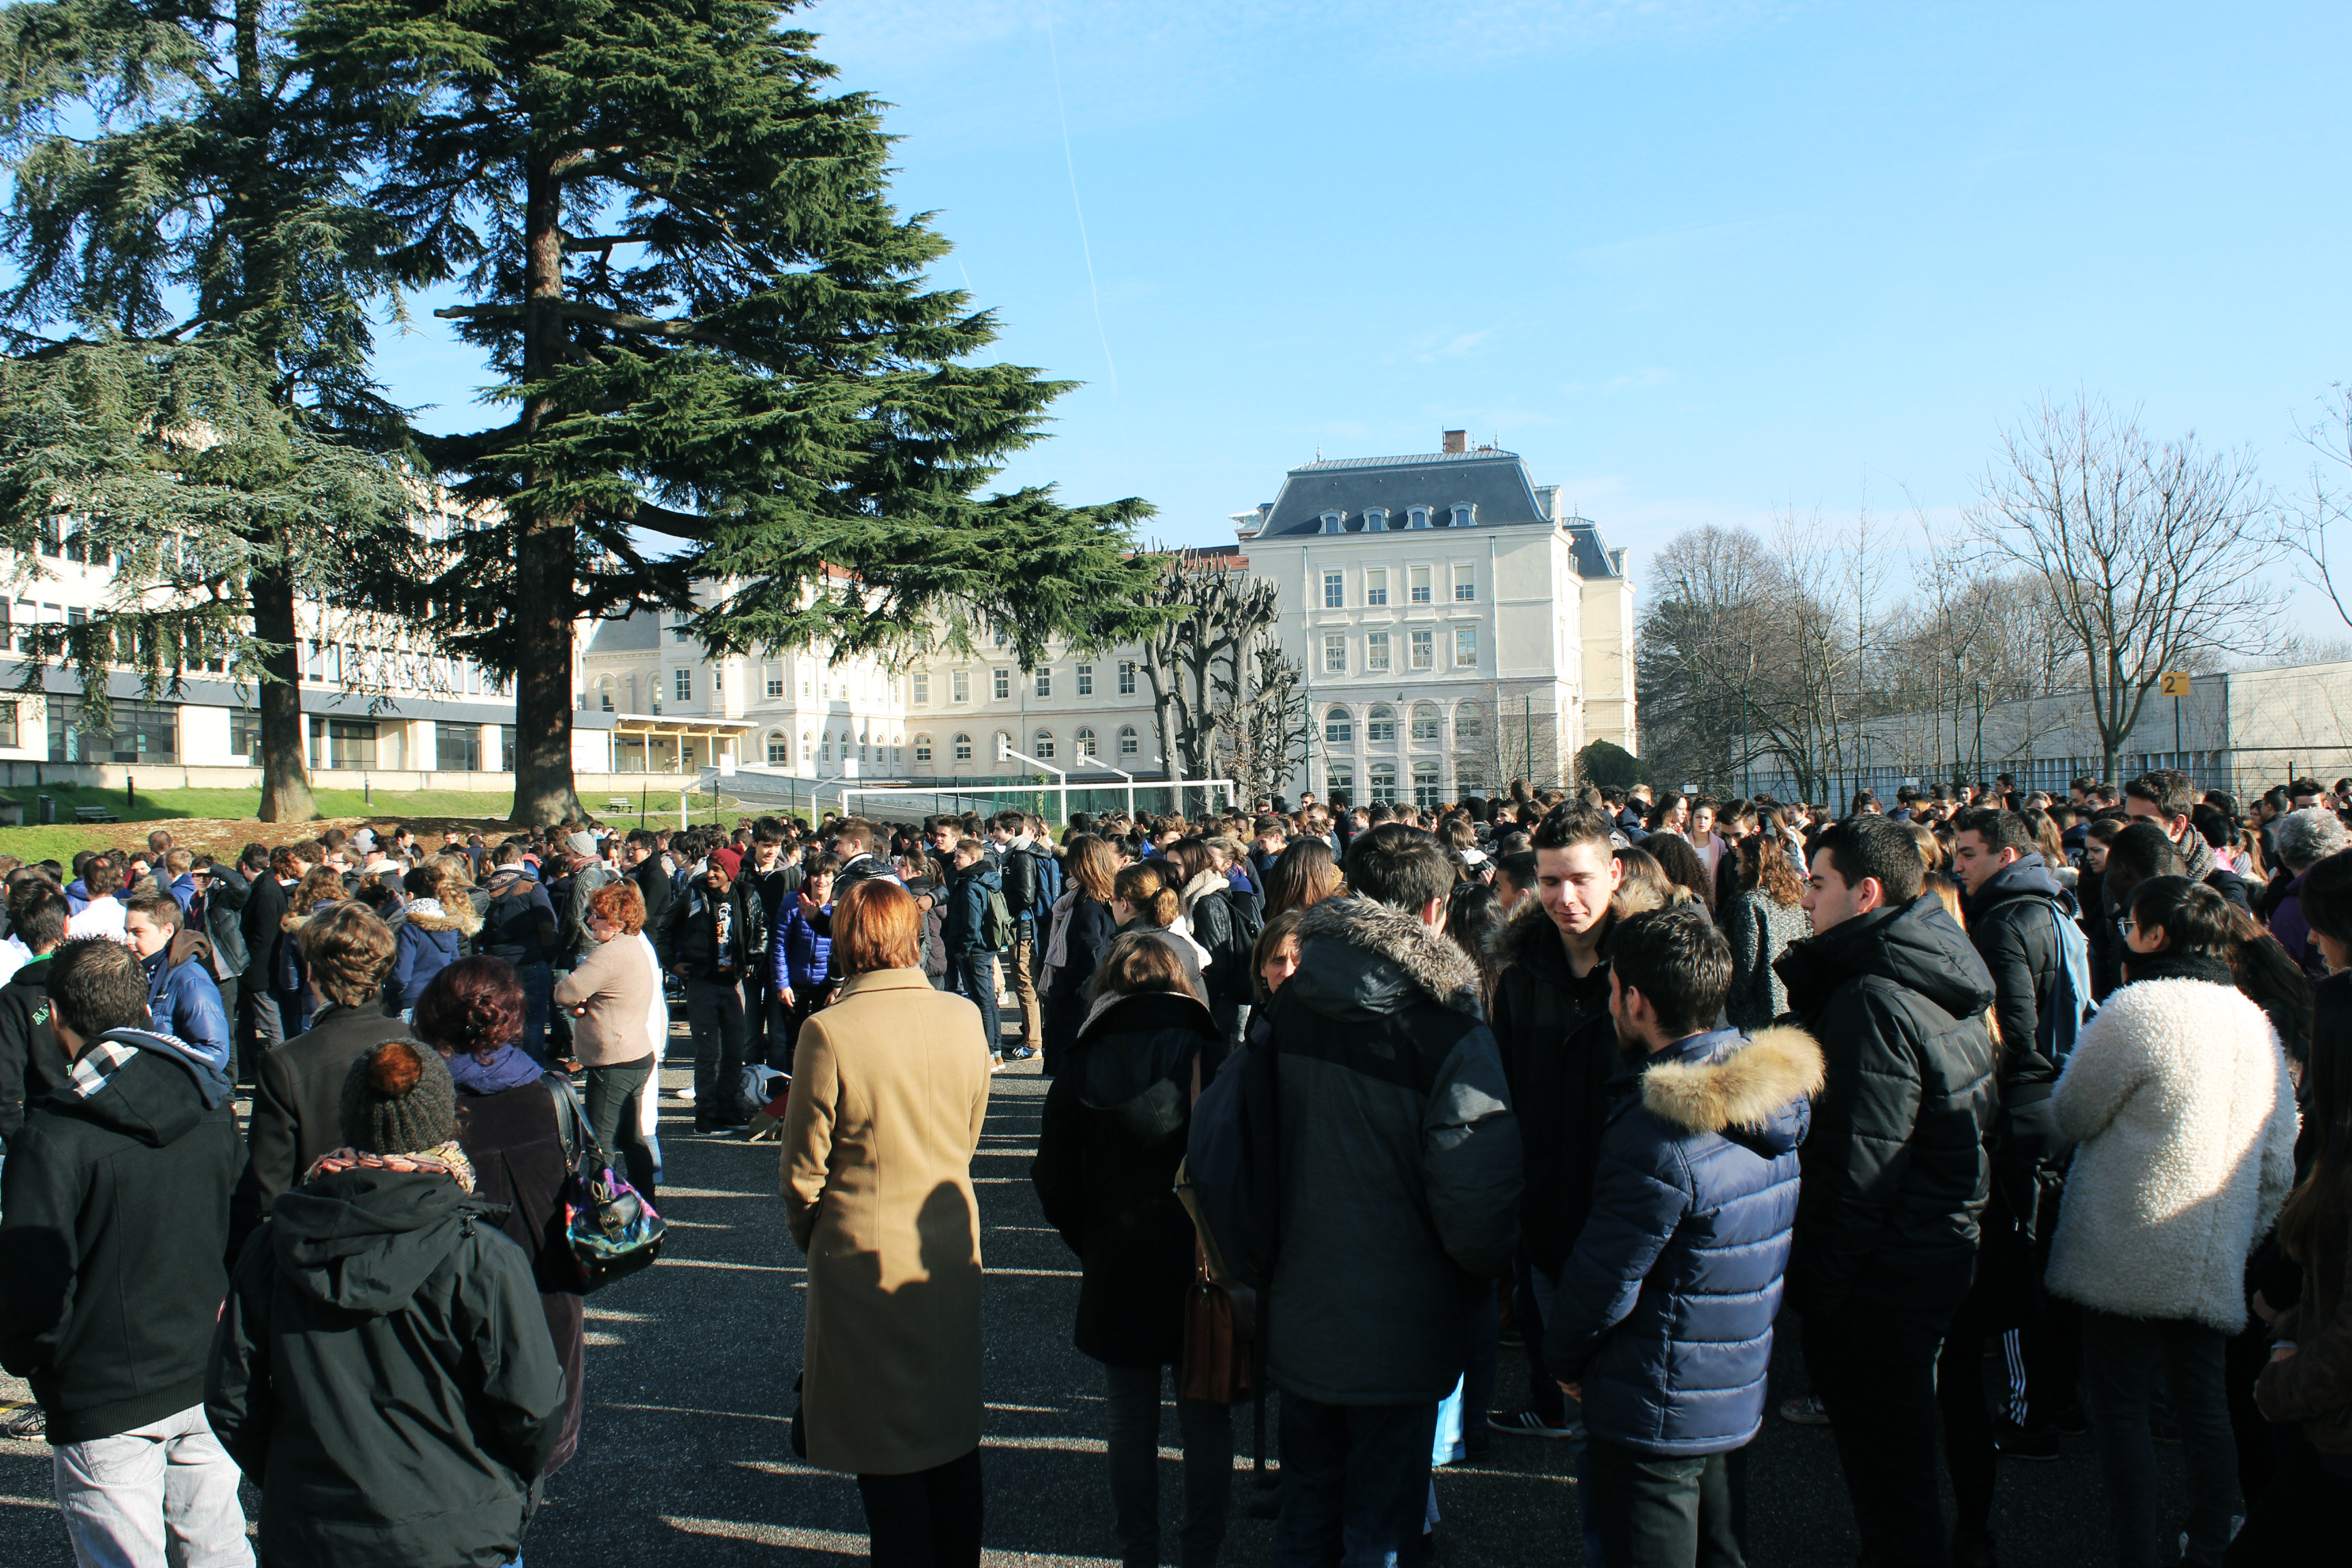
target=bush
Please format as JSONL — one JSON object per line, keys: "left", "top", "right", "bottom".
{"left": 1576, "top": 739, "right": 1650, "bottom": 788}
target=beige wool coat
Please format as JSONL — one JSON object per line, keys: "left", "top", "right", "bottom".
{"left": 781, "top": 967, "right": 992, "bottom": 1475}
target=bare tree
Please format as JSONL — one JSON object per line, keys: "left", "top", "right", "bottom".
{"left": 1215, "top": 632, "right": 1311, "bottom": 805}
{"left": 1968, "top": 395, "right": 2276, "bottom": 781}
{"left": 2288, "top": 385, "right": 2352, "bottom": 633}
{"left": 1136, "top": 553, "right": 1281, "bottom": 814}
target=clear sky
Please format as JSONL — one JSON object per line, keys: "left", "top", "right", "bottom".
{"left": 376, "top": 1, "right": 2352, "bottom": 627}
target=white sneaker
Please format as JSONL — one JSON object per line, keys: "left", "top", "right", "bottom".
{"left": 674, "top": 1085, "right": 696, "bottom": 1102}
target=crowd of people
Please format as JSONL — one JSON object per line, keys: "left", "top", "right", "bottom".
{"left": 0, "top": 765, "right": 2344, "bottom": 1567}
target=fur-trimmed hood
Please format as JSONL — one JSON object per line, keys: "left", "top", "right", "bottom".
{"left": 1294, "top": 894, "right": 1484, "bottom": 1020}
{"left": 399, "top": 897, "right": 480, "bottom": 936}
{"left": 1642, "top": 1026, "right": 1824, "bottom": 1146}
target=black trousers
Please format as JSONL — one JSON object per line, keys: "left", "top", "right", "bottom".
{"left": 1803, "top": 1286, "right": 1965, "bottom": 1568}
{"left": 858, "top": 1448, "right": 983, "bottom": 1568}
{"left": 1584, "top": 1436, "right": 1744, "bottom": 1568}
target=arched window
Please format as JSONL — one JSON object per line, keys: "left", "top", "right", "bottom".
{"left": 1117, "top": 725, "right": 1139, "bottom": 759}
{"left": 1412, "top": 760, "right": 1441, "bottom": 808}
{"left": 1366, "top": 704, "right": 1396, "bottom": 742}
{"left": 914, "top": 734, "right": 933, "bottom": 764}
{"left": 1033, "top": 729, "right": 1056, "bottom": 761}
{"left": 593, "top": 676, "right": 617, "bottom": 713}
{"left": 1454, "top": 702, "right": 1486, "bottom": 740}
{"left": 1369, "top": 762, "right": 1399, "bottom": 803}
{"left": 1075, "top": 726, "right": 1098, "bottom": 759}
{"left": 952, "top": 732, "right": 973, "bottom": 762}
{"left": 1324, "top": 706, "right": 1353, "bottom": 745}
{"left": 766, "top": 732, "right": 789, "bottom": 767}
{"left": 1410, "top": 702, "right": 1441, "bottom": 742}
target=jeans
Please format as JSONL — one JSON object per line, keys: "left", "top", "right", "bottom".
{"left": 1513, "top": 1255, "right": 1567, "bottom": 1425}
{"left": 1583, "top": 1436, "right": 1744, "bottom": 1568}
{"left": 685, "top": 976, "right": 747, "bottom": 1120}
{"left": 1803, "top": 1296, "right": 1959, "bottom": 1568}
{"left": 1105, "top": 1362, "right": 1234, "bottom": 1568}
{"left": 515, "top": 959, "right": 553, "bottom": 1063}
{"left": 235, "top": 981, "right": 279, "bottom": 1085}
{"left": 1273, "top": 1392, "right": 1437, "bottom": 1568}
{"left": 52, "top": 1403, "right": 253, "bottom": 1568}
{"left": 583, "top": 1056, "right": 657, "bottom": 1198}
{"left": 858, "top": 1447, "right": 983, "bottom": 1568}
{"left": 1007, "top": 926, "right": 1040, "bottom": 1051}
{"left": 2080, "top": 1308, "right": 2238, "bottom": 1568}
{"left": 951, "top": 951, "right": 1001, "bottom": 1056}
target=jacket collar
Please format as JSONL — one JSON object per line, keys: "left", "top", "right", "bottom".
{"left": 1293, "top": 894, "right": 1484, "bottom": 1019}
{"left": 835, "top": 966, "right": 934, "bottom": 999}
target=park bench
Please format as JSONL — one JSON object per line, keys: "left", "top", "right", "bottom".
{"left": 606, "top": 796, "right": 635, "bottom": 815}
{"left": 73, "top": 806, "right": 119, "bottom": 823}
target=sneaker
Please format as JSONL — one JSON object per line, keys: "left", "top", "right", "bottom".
{"left": 1011, "top": 1045, "right": 1037, "bottom": 1062}
{"left": 1779, "top": 1394, "right": 1831, "bottom": 1426}
{"left": 1992, "top": 1418, "right": 2059, "bottom": 1461}
{"left": 0, "top": 1403, "right": 44, "bottom": 1440}
{"left": 1486, "top": 1407, "right": 1578, "bottom": 1439}
{"left": 989, "top": 1053, "right": 1009, "bottom": 1074}
{"left": 674, "top": 1085, "right": 696, "bottom": 1103}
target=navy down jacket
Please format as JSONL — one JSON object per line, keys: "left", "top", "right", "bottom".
{"left": 1544, "top": 1024, "right": 1823, "bottom": 1456}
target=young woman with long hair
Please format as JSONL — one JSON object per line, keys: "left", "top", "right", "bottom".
{"left": 1722, "top": 833, "right": 1810, "bottom": 1030}
{"left": 1262, "top": 838, "right": 1343, "bottom": 917}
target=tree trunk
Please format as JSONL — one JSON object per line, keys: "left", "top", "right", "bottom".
{"left": 252, "top": 564, "right": 315, "bottom": 822}
{"left": 510, "top": 152, "right": 581, "bottom": 826}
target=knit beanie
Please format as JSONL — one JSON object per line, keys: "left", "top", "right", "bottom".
{"left": 338, "top": 1040, "right": 458, "bottom": 1155}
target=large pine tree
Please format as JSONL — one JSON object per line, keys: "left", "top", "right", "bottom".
{"left": 0, "top": 0, "right": 423, "bottom": 818}
{"left": 298, "top": 0, "right": 1169, "bottom": 824}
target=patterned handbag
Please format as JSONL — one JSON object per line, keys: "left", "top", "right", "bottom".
{"left": 546, "top": 1075, "right": 666, "bottom": 1292}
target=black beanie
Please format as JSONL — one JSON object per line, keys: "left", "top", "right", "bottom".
{"left": 338, "top": 1040, "right": 458, "bottom": 1154}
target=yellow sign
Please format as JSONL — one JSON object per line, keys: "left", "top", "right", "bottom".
{"left": 2160, "top": 672, "right": 2191, "bottom": 697}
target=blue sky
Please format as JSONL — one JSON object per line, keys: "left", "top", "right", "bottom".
{"left": 378, "top": 1, "right": 2352, "bottom": 626}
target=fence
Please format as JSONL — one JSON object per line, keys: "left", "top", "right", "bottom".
{"left": 702, "top": 766, "right": 1238, "bottom": 828}
{"left": 1742, "top": 747, "right": 2352, "bottom": 809}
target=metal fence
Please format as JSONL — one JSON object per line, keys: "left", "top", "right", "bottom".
{"left": 1742, "top": 747, "right": 2352, "bottom": 808}
{"left": 696, "top": 767, "right": 1237, "bottom": 828}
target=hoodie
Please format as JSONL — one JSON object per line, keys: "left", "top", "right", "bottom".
{"left": 0, "top": 1026, "right": 239, "bottom": 1442}
{"left": 1774, "top": 894, "right": 2000, "bottom": 1324}
{"left": 1962, "top": 852, "right": 2077, "bottom": 1188}
{"left": 385, "top": 897, "right": 471, "bottom": 1013}
{"left": 207, "top": 1166, "right": 567, "bottom": 1568}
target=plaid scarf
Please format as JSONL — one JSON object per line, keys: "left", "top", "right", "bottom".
{"left": 303, "top": 1141, "right": 477, "bottom": 1193}
{"left": 66, "top": 1038, "right": 143, "bottom": 1101}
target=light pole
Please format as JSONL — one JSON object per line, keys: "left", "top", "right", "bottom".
{"left": 1951, "top": 649, "right": 1967, "bottom": 792}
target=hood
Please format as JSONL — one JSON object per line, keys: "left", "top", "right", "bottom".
{"left": 1775, "top": 893, "right": 1996, "bottom": 1024}
{"left": 1072, "top": 991, "right": 1210, "bottom": 1140}
{"left": 270, "top": 1167, "right": 502, "bottom": 1316}
{"left": 57, "top": 1026, "right": 231, "bottom": 1145}
{"left": 447, "top": 1043, "right": 544, "bottom": 1096}
{"left": 1969, "top": 852, "right": 2067, "bottom": 917}
{"left": 1489, "top": 889, "right": 1615, "bottom": 998}
{"left": 1289, "top": 894, "right": 1484, "bottom": 1024}
{"left": 487, "top": 866, "right": 538, "bottom": 898}
{"left": 1641, "top": 1025, "right": 1822, "bottom": 1160}
{"left": 1075, "top": 985, "right": 1215, "bottom": 1050}
{"left": 145, "top": 926, "right": 212, "bottom": 985}
{"left": 399, "top": 897, "right": 480, "bottom": 936}
{"left": 958, "top": 866, "right": 1001, "bottom": 893}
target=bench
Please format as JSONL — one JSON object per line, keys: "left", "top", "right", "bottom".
{"left": 606, "top": 797, "right": 636, "bottom": 815}
{"left": 74, "top": 806, "right": 119, "bottom": 823}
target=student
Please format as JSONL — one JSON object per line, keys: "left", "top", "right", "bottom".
{"left": 123, "top": 890, "right": 232, "bottom": 1071}
{"left": 1546, "top": 905, "right": 1820, "bottom": 1567}
{"left": 65, "top": 855, "right": 129, "bottom": 941}
{"left": 0, "top": 884, "right": 71, "bottom": 1142}
{"left": 942, "top": 838, "right": 1005, "bottom": 1066}
{"left": 0, "top": 938, "right": 249, "bottom": 1566}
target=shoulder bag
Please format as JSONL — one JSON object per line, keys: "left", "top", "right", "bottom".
{"left": 544, "top": 1074, "right": 666, "bottom": 1292}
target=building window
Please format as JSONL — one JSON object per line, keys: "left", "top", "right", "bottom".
{"left": 1366, "top": 632, "right": 1390, "bottom": 672}
{"left": 1035, "top": 669, "right": 1051, "bottom": 698}
{"left": 49, "top": 698, "right": 176, "bottom": 764}
{"left": 1366, "top": 568, "right": 1389, "bottom": 606}
{"left": 766, "top": 732, "right": 789, "bottom": 766}
{"left": 496, "top": 724, "right": 514, "bottom": 772}
{"left": 1326, "top": 766, "right": 1354, "bottom": 804}
{"left": 670, "top": 612, "right": 692, "bottom": 642}
{"left": 1455, "top": 702, "right": 1486, "bottom": 740}
{"left": 1369, "top": 762, "right": 1398, "bottom": 804}
{"left": 1076, "top": 664, "right": 1094, "bottom": 696}
{"left": 1320, "top": 510, "right": 1343, "bottom": 535}
{"left": 1454, "top": 626, "right": 1478, "bottom": 668}
{"left": 712, "top": 664, "right": 723, "bottom": 695}
{"left": 766, "top": 665, "right": 784, "bottom": 698}
{"left": 1033, "top": 729, "right": 1056, "bottom": 760}
{"left": 1413, "top": 762, "right": 1441, "bottom": 808}
{"left": 1118, "top": 725, "right": 1139, "bottom": 759}
{"left": 1075, "top": 726, "right": 1097, "bottom": 758}
{"left": 1453, "top": 564, "right": 1476, "bottom": 602}
{"left": 1409, "top": 565, "right": 1432, "bottom": 604}
{"left": 913, "top": 672, "right": 930, "bottom": 704}
{"left": 1322, "top": 571, "right": 1344, "bottom": 609}
{"left": 1410, "top": 630, "right": 1434, "bottom": 670}
{"left": 953, "top": 668, "right": 970, "bottom": 703}
{"left": 992, "top": 668, "right": 1010, "bottom": 700}
{"left": 1322, "top": 634, "right": 1346, "bottom": 674}
{"left": 1407, "top": 506, "right": 1431, "bottom": 530}
{"left": 993, "top": 621, "right": 1008, "bottom": 647}
{"left": 1364, "top": 508, "right": 1389, "bottom": 532}
{"left": 436, "top": 723, "right": 480, "bottom": 772}
{"left": 1118, "top": 660, "right": 1137, "bottom": 696}
{"left": 327, "top": 719, "right": 378, "bottom": 770}
{"left": 598, "top": 686, "right": 615, "bottom": 712}
{"left": 1450, "top": 504, "right": 1475, "bottom": 527}
{"left": 674, "top": 668, "right": 691, "bottom": 702}
{"left": 1411, "top": 704, "right": 1441, "bottom": 742}
{"left": 953, "top": 732, "right": 973, "bottom": 762}
{"left": 230, "top": 708, "right": 261, "bottom": 759}
{"left": 1367, "top": 704, "right": 1396, "bottom": 742}
{"left": 914, "top": 734, "right": 933, "bottom": 763}
{"left": 1324, "top": 706, "right": 1353, "bottom": 745}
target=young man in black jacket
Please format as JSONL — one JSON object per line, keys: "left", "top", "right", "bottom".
{"left": 0, "top": 883, "right": 70, "bottom": 1143}
{"left": 1774, "top": 813, "right": 1999, "bottom": 1568}
{"left": 0, "top": 938, "right": 250, "bottom": 1566}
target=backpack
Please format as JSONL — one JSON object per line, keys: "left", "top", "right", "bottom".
{"left": 981, "top": 887, "right": 1017, "bottom": 952}
{"left": 2040, "top": 900, "right": 2097, "bottom": 1066}
{"left": 1031, "top": 847, "right": 1063, "bottom": 913}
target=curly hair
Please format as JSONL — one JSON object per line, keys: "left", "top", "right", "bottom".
{"left": 410, "top": 955, "right": 526, "bottom": 1062}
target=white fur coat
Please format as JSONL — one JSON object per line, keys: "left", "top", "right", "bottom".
{"left": 2046, "top": 976, "right": 2299, "bottom": 1335}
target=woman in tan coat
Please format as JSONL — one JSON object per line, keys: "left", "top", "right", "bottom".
{"left": 781, "top": 877, "right": 992, "bottom": 1568}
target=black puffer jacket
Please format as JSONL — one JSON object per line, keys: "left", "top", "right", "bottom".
{"left": 1487, "top": 896, "right": 1619, "bottom": 1274}
{"left": 207, "top": 1166, "right": 567, "bottom": 1568}
{"left": 1963, "top": 853, "right": 2074, "bottom": 1179}
{"left": 1031, "top": 990, "right": 1214, "bottom": 1366}
{"left": 1774, "top": 894, "right": 1999, "bottom": 1323}
{"left": 1185, "top": 882, "right": 1256, "bottom": 1010}
{"left": 663, "top": 880, "right": 767, "bottom": 982}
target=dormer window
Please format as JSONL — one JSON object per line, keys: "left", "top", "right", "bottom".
{"left": 1363, "top": 508, "right": 1389, "bottom": 532}
{"left": 1406, "top": 506, "right": 1432, "bottom": 530}
{"left": 1449, "top": 504, "right": 1475, "bottom": 528}
{"left": 1320, "top": 510, "right": 1343, "bottom": 535}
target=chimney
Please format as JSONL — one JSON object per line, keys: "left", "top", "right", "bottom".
{"left": 1442, "top": 429, "right": 1467, "bottom": 454}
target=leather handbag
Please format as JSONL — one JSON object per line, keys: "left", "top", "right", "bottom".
{"left": 1180, "top": 1247, "right": 1257, "bottom": 1406}
{"left": 545, "top": 1075, "right": 667, "bottom": 1292}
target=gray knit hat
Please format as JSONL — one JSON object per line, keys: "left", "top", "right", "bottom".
{"left": 338, "top": 1039, "right": 458, "bottom": 1154}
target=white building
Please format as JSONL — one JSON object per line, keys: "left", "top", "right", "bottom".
{"left": 579, "top": 435, "right": 1639, "bottom": 808}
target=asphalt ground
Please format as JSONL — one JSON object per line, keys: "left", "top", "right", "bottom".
{"left": 1, "top": 1038, "right": 2193, "bottom": 1566}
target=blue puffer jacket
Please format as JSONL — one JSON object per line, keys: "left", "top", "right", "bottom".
{"left": 772, "top": 898, "right": 833, "bottom": 994}
{"left": 1544, "top": 1024, "right": 1822, "bottom": 1456}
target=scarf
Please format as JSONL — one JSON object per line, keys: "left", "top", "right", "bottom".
{"left": 303, "top": 1141, "right": 477, "bottom": 1192}
{"left": 1179, "top": 867, "right": 1227, "bottom": 917}
{"left": 1043, "top": 886, "right": 1081, "bottom": 970}
{"left": 2119, "top": 948, "right": 2238, "bottom": 990}
{"left": 446, "top": 1043, "right": 545, "bottom": 1096}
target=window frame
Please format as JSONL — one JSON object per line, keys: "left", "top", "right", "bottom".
{"left": 1409, "top": 630, "right": 1435, "bottom": 670}
{"left": 1322, "top": 634, "right": 1347, "bottom": 674}
{"left": 1366, "top": 631, "right": 1391, "bottom": 672}
{"left": 1409, "top": 564, "right": 1433, "bottom": 604}
{"left": 1366, "top": 567, "right": 1389, "bottom": 606}
{"left": 1322, "top": 570, "right": 1345, "bottom": 609}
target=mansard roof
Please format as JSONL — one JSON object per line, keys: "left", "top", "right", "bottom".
{"left": 1256, "top": 448, "right": 1548, "bottom": 538}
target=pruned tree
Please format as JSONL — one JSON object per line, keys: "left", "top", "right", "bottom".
{"left": 1137, "top": 554, "right": 1280, "bottom": 814}
{"left": 1967, "top": 395, "right": 2276, "bottom": 780}
{"left": 1215, "top": 631, "right": 1310, "bottom": 806}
